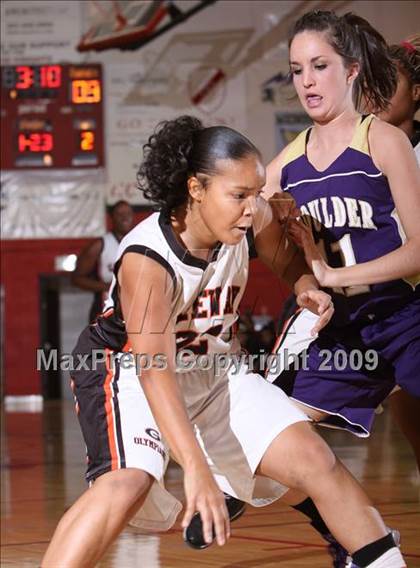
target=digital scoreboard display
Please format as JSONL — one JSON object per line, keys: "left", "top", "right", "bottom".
{"left": 1, "top": 64, "right": 104, "bottom": 169}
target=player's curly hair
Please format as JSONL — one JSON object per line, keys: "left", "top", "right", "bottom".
{"left": 290, "top": 10, "right": 397, "bottom": 112}
{"left": 389, "top": 35, "right": 420, "bottom": 111}
{"left": 137, "top": 115, "right": 260, "bottom": 217}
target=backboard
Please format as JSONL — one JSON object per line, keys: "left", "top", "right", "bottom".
{"left": 77, "top": 0, "right": 216, "bottom": 52}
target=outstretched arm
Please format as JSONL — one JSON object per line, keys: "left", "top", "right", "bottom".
{"left": 119, "top": 253, "right": 229, "bottom": 546}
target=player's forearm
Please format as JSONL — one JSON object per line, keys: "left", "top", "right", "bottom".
{"left": 139, "top": 367, "right": 208, "bottom": 471}
{"left": 281, "top": 246, "right": 314, "bottom": 290}
{"left": 294, "top": 273, "right": 320, "bottom": 296}
{"left": 325, "top": 238, "right": 420, "bottom": 287}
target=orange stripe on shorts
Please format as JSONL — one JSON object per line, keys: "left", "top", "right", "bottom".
{"left": 104, "top": 348, "right": 119, "bottom": 470}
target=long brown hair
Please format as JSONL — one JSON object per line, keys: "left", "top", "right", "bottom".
{"left": 289, "top": 10, "right": 397, "bottom": 112}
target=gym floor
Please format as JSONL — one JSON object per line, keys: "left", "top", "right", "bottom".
{"left": 1, "top": 400, "right": 419, "bottom": 567}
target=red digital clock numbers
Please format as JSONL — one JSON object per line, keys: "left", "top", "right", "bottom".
{"left": 13, "top": 65, "right": 62, "bottom": 89}
{"left": 18, "top": 132, "right": 53, "bottom": 152}
{"left": 40, "top": 66, "right": 61, "bottom": 88}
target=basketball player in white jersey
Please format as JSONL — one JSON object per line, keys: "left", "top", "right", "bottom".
{"left": 72, "top": 200, "right": 134, "bottom": 321}
{"left": 42, "top": 116, "right": 405, "bottom": 568}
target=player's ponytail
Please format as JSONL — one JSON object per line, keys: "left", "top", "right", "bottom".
{"left": 137, "top": 115, "right": 260, "bottom": 217}
{"left": 341, "top": 13, "right": 396, "bottom": 111}
{"left": 290, "top": 10, "right": 397, "bottom": 112}
{"left": 137, "top": 115, "right": 203, "bottom": 216}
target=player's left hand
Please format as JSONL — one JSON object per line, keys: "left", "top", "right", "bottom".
{"left": 296, "top": 289, "right": 334, "bottom": 336}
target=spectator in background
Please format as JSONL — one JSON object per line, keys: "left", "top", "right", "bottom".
{"left": 239, "top": 309, "right": 256, "bottom": 336}
{"left": 237, "top": 319, "right": 260, "bottom": 357}
{"left": 251, "top": 304, "right": 273, "bottom": 332}
{"left": 72, "top": 200, "right": 134, "bottom": 322}
{"left": 377, "top": 35, "right": 420, "bottom": 159}
{"left": 237, "top": 314, "right": 276, "bottom": 374}
{"left": 257, "top": 322, "right": 276, "bottom": 354}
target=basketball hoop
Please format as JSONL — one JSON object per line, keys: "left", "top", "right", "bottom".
{"left": 77, "top": 1, "right": 217, "bottom": 53}
{"left": 78, "top": 1, "right": 168, "bottom": 52}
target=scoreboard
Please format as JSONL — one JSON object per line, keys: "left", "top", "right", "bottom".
{"left": 1, "top": 64, "right": 104, "bottom": 169}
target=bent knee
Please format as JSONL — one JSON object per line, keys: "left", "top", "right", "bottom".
{"left": 94, "top": 468, "right": 153, "bottom": 503}
{"left": 290, "top": 435, "right": 337, "bottom": 491}
{"left": 304, "top": 438, "right": 336, "bottom": 473}
{"left": 261, "top": 422, "right": 338, "bottom": 491}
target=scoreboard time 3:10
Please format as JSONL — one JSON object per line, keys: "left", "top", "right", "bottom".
{"left": 1, "top": 64, "right": 104, "bottom": 169}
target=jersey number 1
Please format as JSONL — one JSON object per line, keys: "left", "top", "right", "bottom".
{"left": 319, "top": 234, "right": 370, "bottom": 296}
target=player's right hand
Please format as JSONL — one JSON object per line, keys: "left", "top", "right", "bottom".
{"left": 296, "top": 289, "right": 334, "bottom": 335}
{"left": 182, "top": 463, "right": 230, "bottom": 546}
{"left": 288, "top": 220, "right": 336, "bottom": 288}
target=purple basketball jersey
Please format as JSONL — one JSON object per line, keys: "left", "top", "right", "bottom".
{"left": 281, "top": 114, "right": 420, "bottom": 325}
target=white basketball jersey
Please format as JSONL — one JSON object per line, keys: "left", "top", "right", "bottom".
{"left": 103, "top": 212, "right": 253, "bottom": 356}
{"left": 99, "top": 232, "right": 120, "bottom": 284}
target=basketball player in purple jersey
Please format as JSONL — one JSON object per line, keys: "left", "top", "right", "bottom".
{"left": 270, "top": 11, "right": 420, "bottom": 423}
{"left": 269, "top": 35, "right": 420, "bottom": 472}
{"left": 262, "top": 10, "right": 418, "bottom": 568}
